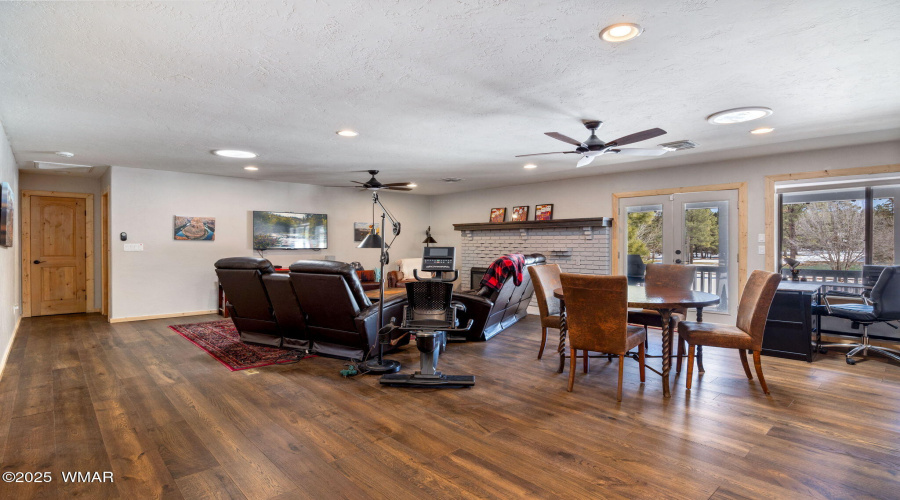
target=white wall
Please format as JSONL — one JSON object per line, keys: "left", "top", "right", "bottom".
{"left": 108, "top": 166, "right": 430, "bottom": 320}
{"left": 429, "top": 140, "right": 900, "bottom": 276}
{"left": 18, "top": 172, "right": 104, "bottom": 310}
{"left": 0, "top": 121, "right": 21, "bottom": 371}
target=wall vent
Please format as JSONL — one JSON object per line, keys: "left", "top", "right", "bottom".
{"left": 658, "top": 140, "right": 698, "bottom": 151}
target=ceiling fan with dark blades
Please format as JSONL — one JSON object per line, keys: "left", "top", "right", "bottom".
{"left": 516, "top": 120, "right": 670, "bottom": 167}
{"left": 327, "top": 170, "right": 414, "bottom": 191}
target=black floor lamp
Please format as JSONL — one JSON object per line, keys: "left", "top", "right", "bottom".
{"left": 358, "top": 192, "right": 401, "bottom": 374}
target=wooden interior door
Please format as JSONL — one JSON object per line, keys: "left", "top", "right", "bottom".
{"left": 30, "top": 196, "right": 87, "bottom": 316}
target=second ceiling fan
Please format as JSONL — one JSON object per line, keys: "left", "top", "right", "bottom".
{"left": 517, "top": 120, "right": 669, "bottom": 167}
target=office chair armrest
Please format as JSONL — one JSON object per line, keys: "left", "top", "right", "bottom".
{"left": 822, "top": 290, "right": 869, "bottom": 314}
{"left": 451, "top": 300, "right": 466, "bottom": 313}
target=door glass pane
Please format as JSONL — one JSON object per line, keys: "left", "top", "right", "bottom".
{"left": 683, "top": 201, "right": 728, "bottom": 312}
{"left": 626, "top": 204, "right": 662, "bottom": 284}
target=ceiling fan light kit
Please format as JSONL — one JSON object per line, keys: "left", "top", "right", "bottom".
{"left": 599, "top": 23, "right": 643, "bottom": 42}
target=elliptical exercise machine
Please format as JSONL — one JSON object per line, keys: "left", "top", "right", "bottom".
{"left": 379, "top": 247, "right": 475, "bottom": 388}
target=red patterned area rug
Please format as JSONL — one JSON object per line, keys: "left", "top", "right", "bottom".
{"left": 168, "top": 319, "right": 313, "bottom": 371}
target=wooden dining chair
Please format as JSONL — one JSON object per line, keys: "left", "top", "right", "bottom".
{"left": 561, "top": 273, "right": 646, "bottom": 401}
{"left": 627, "top": 264, "right": 696, "bottom": 372}
{"left": 678, "top": 270, "right": 781, "bottom": 394}
{"left": 528, "top": 264, "right": 562, "bottom": 360}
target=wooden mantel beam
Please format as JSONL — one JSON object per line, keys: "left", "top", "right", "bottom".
{"left": 453, "top": 217, "right": 613, "bottom": 232}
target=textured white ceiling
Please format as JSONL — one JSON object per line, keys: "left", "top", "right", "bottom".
{"left": 1, "top": 0, "right": 899, "bottom": 194}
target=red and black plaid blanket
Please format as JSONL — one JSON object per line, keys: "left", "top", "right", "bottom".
{"left": 480, "top": 253, "right": 526, "bottom": 292}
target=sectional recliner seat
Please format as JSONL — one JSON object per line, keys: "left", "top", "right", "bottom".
{"left": 214, "top": 257, "right": 408, "bottom": 360}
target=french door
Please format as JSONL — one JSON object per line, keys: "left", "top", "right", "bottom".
{"left": 618, "top": 189, "right": 739, "bottom": 318}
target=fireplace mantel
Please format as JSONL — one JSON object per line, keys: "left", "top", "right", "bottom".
{"left": 453, "top": 217, "right": 612, "bottom": 232}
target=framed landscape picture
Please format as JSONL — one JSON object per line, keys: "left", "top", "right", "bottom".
{"left": 0, "top": 182, "right": 13, "bottom": 247}
{"left": 511, "top": 206, "right": 529, "bottom": 221}
{"left": 174, "top": 216, "right": 216, "bottom": 240}
{"left": 354, "top": 221, "right": 380, "bottom": 241}
{"left": 535, "top": 204, "right": 554, "bottom": 221}
{"left": 490, "top": 207, "right": 506, "bottom": 223}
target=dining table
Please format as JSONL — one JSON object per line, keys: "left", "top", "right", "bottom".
{"left": 553, "top": 285, "right": 720, "bottom": 398}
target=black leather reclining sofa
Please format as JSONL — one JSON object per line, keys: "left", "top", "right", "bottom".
{"left": 214, "top": 257, "right": 408, "bottom": 360}
{"left": 453, "top": 253, "right": 546, "bottom": 341}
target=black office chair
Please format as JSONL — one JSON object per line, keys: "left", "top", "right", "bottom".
{"left": 821, "top": 266, "right": 900, "bottom": 365}
{"left": 379, "top": 280, "right": 475, "bottom": 387}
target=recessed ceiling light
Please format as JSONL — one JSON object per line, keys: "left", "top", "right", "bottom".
{"left": 599, "top": 23, "right": 643, "bottom": 42}
{"left": 750, "top": 127, "right": 775, "bottom": 135}
{"left": 707, "top": 107, "right": 773, "bottom": 125}
{"left": 213, "top": 149, "right": 258, "bottom": 158}
{"left": 54, "top": 151, "right": 75, "bottom": 158}
{"left": 244, "top": 166, "right": 259, "bottom": 171}
{"left": 524, "top": 164, "right": 537, "bottom": 169}
{"left": 407, "top": 183, "right": 417, "bottom": 188}
{"left": 336, "top": 130, "right": 359, "bottom": 137}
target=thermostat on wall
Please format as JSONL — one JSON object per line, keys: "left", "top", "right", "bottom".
{"left": 124, "top": 243, "right": 144, "bottom": 252}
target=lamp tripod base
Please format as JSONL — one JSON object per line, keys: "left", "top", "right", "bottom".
{"left": 363, "top": 358, "right": 401, "bottom": 374}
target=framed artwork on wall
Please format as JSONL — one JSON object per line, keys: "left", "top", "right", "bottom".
{"left": 490, "top": 207, "right": 506, "bottom": 223}
{"left": 511, "top": 206, "right": 529, "bottom": 222}
{"left": 174, "top": 216, "right": 216, "bottom": 240}
{"left": 535, "top": 204, "right": 554, "bottom": 221}
{"left": 354, "top": 221, "right": 380, "bottom": 241}
{"left": 0, "top": 182, "right": 13, "bottom": 247}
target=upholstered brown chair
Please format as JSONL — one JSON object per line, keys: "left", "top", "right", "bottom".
{"left": 679, "top": 270, "right": 781, "bottom": 394}
{"left": 627, "top": 264, "right": 696, "bottom": 372}
{"left": 561, "top": 273, "right": 646, "bottom": 401}
{"left": 527, "top": 264, "right": 562, "bottom": 360}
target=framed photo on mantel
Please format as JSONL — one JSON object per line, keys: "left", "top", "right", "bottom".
{"left": 490, "top": 207, "right": 506, "bottom": 223}
{"left": 535, "top": 204, "right": 554, "bottom": 221}
{"left": 511, "top": 206, "right": 529, "bottom": 222}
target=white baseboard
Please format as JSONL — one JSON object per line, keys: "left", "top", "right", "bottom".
{"left": 0, "top": 315, "right": 23, "bottom": 379}
{"left": 109, "top": 310, "right": 217, "bottom": 323}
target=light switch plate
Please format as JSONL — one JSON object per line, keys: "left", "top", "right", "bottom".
{"left": 758, "top": 245, "right": 766, "bottom": 255}
{"left": 124, "top": 243, "right": 144, "bottom": 252}
{"left": 758, "top": 233, "right": 765, "bottom": 242}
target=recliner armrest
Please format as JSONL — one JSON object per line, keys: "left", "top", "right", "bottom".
{"left": 354, "top": 293, "right": 409, "bottom": 347}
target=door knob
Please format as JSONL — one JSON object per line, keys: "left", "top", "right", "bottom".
{"left": 33, "top": 260, "right": 45, "bottom": 264}
{"left": 675, "top": 259, "right": 683, "bottom": 264}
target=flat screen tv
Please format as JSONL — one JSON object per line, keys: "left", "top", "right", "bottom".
{"left": 252, "top": 211, "right": 328, "bottom": 249}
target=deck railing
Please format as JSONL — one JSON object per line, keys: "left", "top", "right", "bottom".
{"left": 779, "top": 269, "right": 863, "bottom": 284}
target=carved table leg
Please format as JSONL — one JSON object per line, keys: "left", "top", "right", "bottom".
{"left": 696, "top": 307, "right": 705, "bottom": 374}
{"left": 558, "top": 298, "right": 567, "bottom": 374}
{"left": 659, "top": 308, "right": 673, "bottom": 398}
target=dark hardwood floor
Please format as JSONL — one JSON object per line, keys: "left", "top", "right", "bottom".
{"left": 1, "top": 313, "right": 898, "bottom": 499}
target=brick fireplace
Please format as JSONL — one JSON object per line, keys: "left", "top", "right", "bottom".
{"left": 454, "top": 217, "right": 614, "bottom": 291}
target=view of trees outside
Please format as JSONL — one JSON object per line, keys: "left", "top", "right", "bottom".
{"left": 627, "top": 206, "right": 722, "bottom": 265}
{"left": 781, "top": 197, "right": 894, "bottom": 270}
{"left": 683, "top": 207, "right": 720, "bottom": 264}
{"left": 627, "top": 209, "right": 662, "bottom": 264}
{"left": 873, "top": 198, "right": 895, "bottom": 265}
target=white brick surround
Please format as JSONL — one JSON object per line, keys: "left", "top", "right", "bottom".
{"left": 460, "top": 226, "right": 612, "bottom": 291}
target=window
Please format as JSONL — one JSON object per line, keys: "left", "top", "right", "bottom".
{"left": 779, "top": 185, "right": 898, "bottom": 279}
